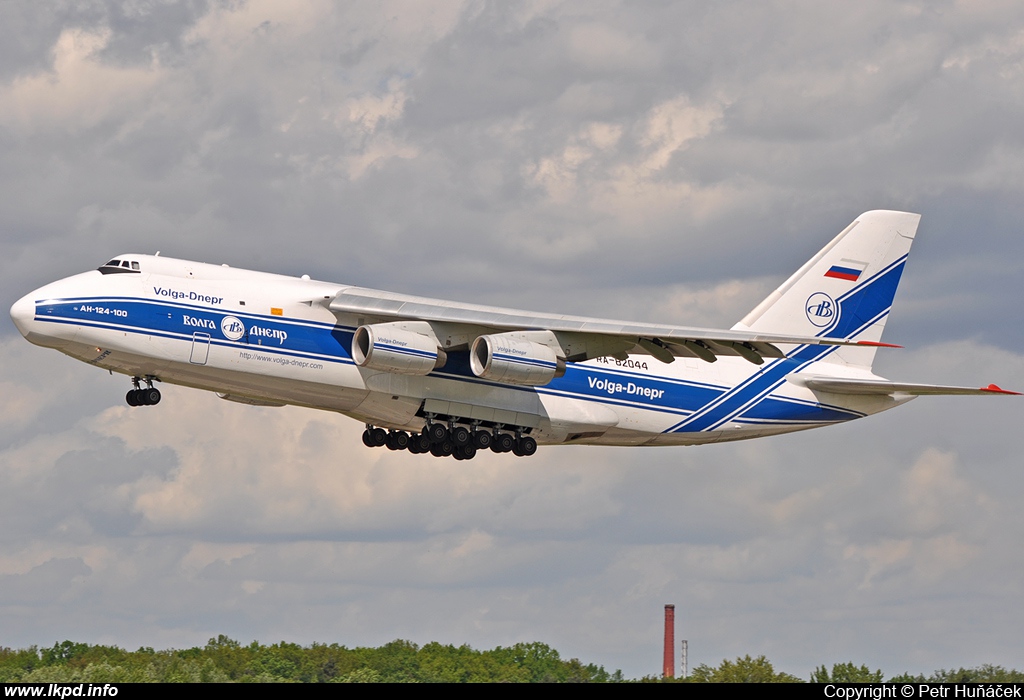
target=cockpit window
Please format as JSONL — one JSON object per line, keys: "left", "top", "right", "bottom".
{"left": 97, "top": 258, "right": 142, "bottom": 275}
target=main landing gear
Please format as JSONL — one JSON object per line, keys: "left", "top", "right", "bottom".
{"left": 361, "top": 420, "right": 538, "bottom": 460}
{"left": 126, "top": 376, "right": 161, "bottom": 407}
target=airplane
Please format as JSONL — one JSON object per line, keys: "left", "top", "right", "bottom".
{"left": 9, "top": 210, "right": 1018, "bottom": 460}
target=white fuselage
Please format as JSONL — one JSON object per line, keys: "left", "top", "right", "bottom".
{"left": 10, "top": 255, "right": 902, "bottom": 447}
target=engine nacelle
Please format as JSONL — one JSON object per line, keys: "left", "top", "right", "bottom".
{"left": 470, "top": 334, "right": 564, "bottom": 386}
{"left": 352, "top": 324, "right": 446, "bottom": 375}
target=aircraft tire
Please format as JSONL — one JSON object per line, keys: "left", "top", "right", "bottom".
{"left": 427, "top": 423, "right": 448, "bottom": 444}
{"left": 460, "top": 444, "right": 477, "bottom": 460}
{"left": 369, "top": 427, "right": 388, "bottom": 447}
{"left": 126, "top": 390, "right": 139, "bottom": 407}
{"left": 472, "top": 431, "right": 492, "bottom": 449}
{"left": 411, "top": 433, "right": 431, "bottom": 452}
{"left": 361, "top": 429, "right": 374, "bottom": 447}
{"left": 144, "top": 389, "right": 161, "bottom": 406}
{"left": 430, "top": 441, "right": 454, "bottom": 457}
{"left": 517, "top": 436, "right": 537, "bottom": 456}
{"left": 407, "top": 434, "right": 424, "bottom": 453}
{"left": 450, "top": 426, "right": 470, "bottom": 447}
{"left": 492, "top": 433, "right": 515, "bottom": 453}
{"left": 385, "top": 432, "right": 399, "bottom": 450}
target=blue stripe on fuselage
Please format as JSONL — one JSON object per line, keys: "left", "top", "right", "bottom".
{"left": 35, "top": 297, "right": 356, "bottom": 364}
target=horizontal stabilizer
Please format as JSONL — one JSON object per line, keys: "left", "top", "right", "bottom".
{"left": 791, "top": 376, "right": 1021, "bottom": 396}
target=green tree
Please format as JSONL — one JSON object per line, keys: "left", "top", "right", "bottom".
{"left": 251, "top": 647, "right": 298, "bottom": 680}
{"left": 0, "top": 645, "right": 42, "bottom": 682}
{"left": 898, "top": 666, "right": 1024, "bottom": 683}
{"left": 811, "top": 662, "right": 884, "bottom": 683}
{"left": 689, "top": 655, "right": 803, "bottom": 683}
{"left": 41, "top": 641, "right": 90, "bottom": 666}
{"left": 498, "top": 642, "right": 566, "bottom": 682}
{"left": 200, "top": 635, "right": 250, "bottom": 679}
{"left": 337, "top": 667, "right": 383, "bottom": 683}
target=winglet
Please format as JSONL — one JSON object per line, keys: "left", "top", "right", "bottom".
{"left": 980, "top": 384, "right": 1022, "bottom": 395}
{"left": 856, "top": 340, "right": 903, "bottom": 349}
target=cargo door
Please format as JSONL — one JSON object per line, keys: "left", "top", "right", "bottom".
{"left": 190, "top": 332, "right": 211, "bottom": 365}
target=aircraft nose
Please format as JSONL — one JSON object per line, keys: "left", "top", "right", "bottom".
{"left": 10, "top": 292, "right": 35, "bottom": 337}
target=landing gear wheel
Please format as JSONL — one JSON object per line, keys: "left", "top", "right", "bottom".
{"left": 450, "top": 426, "right": 470, "bottom": 447}
{"left": 513, "top": 436, "right": 537, "bottom": 457}
{"left": 362, "top": 429, "right": 375, "bottom": 447}
{"left": 430, "top": 441, "right": 454, "bottom": 458}
{"left": 472, "top": 430, "right": 492, "bottom": 449}
{"left": 427, "top": 423, "right": 448, "bottom": 444}
{"left": 126, "top": 378, "right": 160, "bottom": 407}
{"left": 492, "top": 433, "right": 515, "bottom": 453}
{"left": 369, "top": 427, "right": 388, "bottom": 447}
{"left": 385, "top": 431, "right": 409, "bottom": 451}
{"left": 411, "top": 433, "right": 431, "bottom": 453}
{"left": 456, "top": 444, "right": 477, "bottom": 460}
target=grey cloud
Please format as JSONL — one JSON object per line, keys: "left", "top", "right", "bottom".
{"left": 97, "top": 0, "right": 211, "bottom": 67}
{"left": 0, "top": 557, "right": 91, "bottom": 605}
{"left": 0, "top": 2, "right": 107, "bottom": 81}
{"left": 0, "top": 437, "right": 178, "bottom": 541}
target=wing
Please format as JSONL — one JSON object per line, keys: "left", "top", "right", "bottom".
{"left": 793, "top": 376, "right": 1021, "bottom": 396}
{"left": 328, "top": 286, "right": 881, "bottom": 366}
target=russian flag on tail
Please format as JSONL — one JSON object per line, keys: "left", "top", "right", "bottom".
{"left": 824, "top": 260, "right": 866, "bottom": 281}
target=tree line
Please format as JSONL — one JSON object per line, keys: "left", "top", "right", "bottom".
{"left": 0, "top": 636, "right": 620, "bottom": 683}
{"left": 1, "top": 638, "right": 1020, "bottom": 682}
{"left": 657, "top": 657, "right": 1024, "bottom": 683}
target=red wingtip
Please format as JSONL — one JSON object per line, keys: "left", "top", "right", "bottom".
{"left": 980, "top": 384, "right": 1022, "bottom": 395}
{"left": 856, "top": 341, "right": 904, "bottom": 348}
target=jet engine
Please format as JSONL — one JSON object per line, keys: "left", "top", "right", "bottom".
{"left": 352, "top": 323, "right": 446, "bottom": 375}
{"left": 470, "top": 333, "right": 565, "bottom": 386}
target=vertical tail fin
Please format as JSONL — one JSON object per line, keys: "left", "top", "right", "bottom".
{"left": 732, "top": 210, "right": 920, "bottom": 369}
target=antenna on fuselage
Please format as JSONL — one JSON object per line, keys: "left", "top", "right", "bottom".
{"left": 155, "top": 251, "right": 161, "bottom": 256}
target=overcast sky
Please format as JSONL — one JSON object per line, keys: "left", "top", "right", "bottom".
{"left": 2, "top": 0, "right": 1024, "bottom": 679}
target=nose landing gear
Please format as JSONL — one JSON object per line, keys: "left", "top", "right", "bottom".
{"left": 125, "top": 376, "right": 161, "bottom": 407}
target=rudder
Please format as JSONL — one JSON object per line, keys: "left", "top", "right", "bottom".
{"left": 732, "top": 210, "right": 920, "bottom": 368}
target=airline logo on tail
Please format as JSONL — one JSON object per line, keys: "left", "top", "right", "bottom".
{"left": 805, "top": 292, "right": 838, "bottom": 328}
